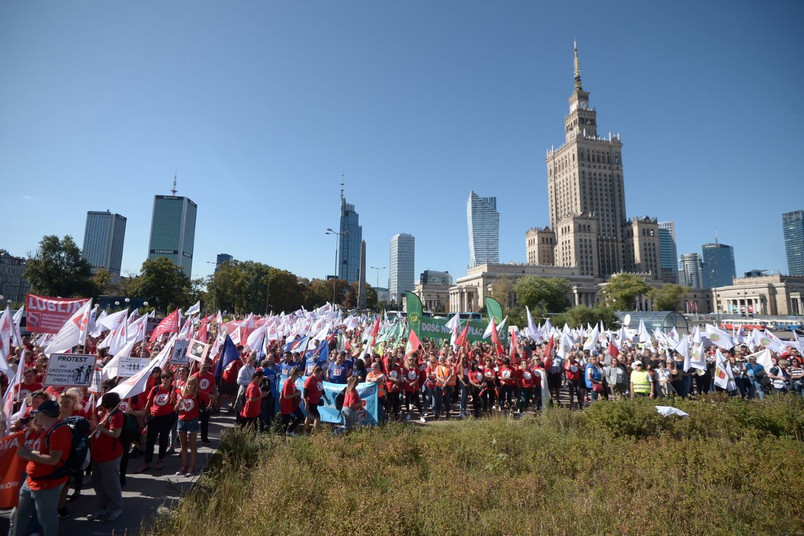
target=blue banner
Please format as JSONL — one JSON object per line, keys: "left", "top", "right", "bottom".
{"left": 275, "top": 375, "right": 378, "bottom": 426}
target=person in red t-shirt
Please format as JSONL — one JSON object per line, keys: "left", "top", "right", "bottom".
{"left": 189, "top": 359, "right": 217, "bottom": 443}
{"left": 9, "top": 400, "right": 71, "bottom": 536}
{"left": 174, "top": 376, "right": 210, "bottom": 475}
{"left": 280, "top": 367, "right": 303, "bottom": 436}
{"left": 16, "top": 368, "right": 42, "bottom": 405}
{"left": 240, "top": 369, "right": 266, "bottom": 429}
{"left": 403, "top": 356, "right": 423, "bottom": 422}
{"left": 334, "top": 375, "right": 362, "bottom": 436}
{"left": 303, "top": 366, "right": 328, "bottom": 433}
{"left": 88, "top": 392, "right": 124, "bottom": 522}
{"left": 138, "top": 371, "right": 176, "bottom": 472}
{"left": 384, "top": 356, "right": 403, "bottom": 421}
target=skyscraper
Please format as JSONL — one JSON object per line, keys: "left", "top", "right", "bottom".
{"left": 701, "top": 239, "right": 736, "bottom": 288}
{"left": 388, "top": 233, "right": 415, "bottom": 304}
{"left": 337, "top": 186, "right": 363, "bottom": 283}
{"left": 546, "top": 42, "right": 627, "bottom": 278}
{"left": 467, "top": 191, "right": 499, "bottom": 267}
{"left": 658, "top": 222, "right": 679, "bottom": 283}
{"left": 82, "top": 210, "right": 126, "bottom": 277}
{"left": 215, "top": 253, "right": 233, "bottom": 272}
{"left": 783, "top": 210, "right": 804, "bottom": 275}
{"left": 148, "top": 195, "right": 197, "bottom": 276}
{"left": 679, "top": 253, "right": 703, "bottom": 289}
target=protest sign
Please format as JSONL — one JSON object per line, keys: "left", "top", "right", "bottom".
{"left": 171, "top": 340, "right": 190, "bottom": 365}
{"left": 43, "top": 354, "right": 97, "bottom": 387}
{"left": 0, "top": 431, "right": 26, "bottom": 509}
{"left": 118, "top": 356, "right": 151, "bottom": 378}
{"left": 187, "top": 339, "right": 210, "bottom": 362}
{"left": 25, "top": 294, "right": 90, "bottom": 334}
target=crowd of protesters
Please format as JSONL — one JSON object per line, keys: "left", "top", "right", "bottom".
{"left": 2, "top": 318, "right": 803, "bottom": 536}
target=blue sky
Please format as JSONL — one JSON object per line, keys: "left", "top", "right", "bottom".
{"left": 1, "top": 1, "right": 802, "bottom": 287}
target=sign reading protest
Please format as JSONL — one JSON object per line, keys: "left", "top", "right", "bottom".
{"left": 171, "top": 340, "right": 190, "bottom": 365}
{"left": 25, "top": 294, "right": 91, "bottom": 334}
{"left": 0, "top": 431, "right": 26, "bottom": 509}
{"left": 117, "top": 356, "right": 151, "bottom": 378}
{"left": 43, "top": 354, "right": 97, "bottom": 387}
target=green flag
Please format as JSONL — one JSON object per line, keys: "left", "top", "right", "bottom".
{"left": 405, "top": 291, "right": 423, "bottom": 338}
{"left": 485, "top": 297, "right": 503, "bottom": 324}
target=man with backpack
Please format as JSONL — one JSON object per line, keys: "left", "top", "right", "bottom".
{"left": 9, "top": 399, "right": 71, "bottom": 536}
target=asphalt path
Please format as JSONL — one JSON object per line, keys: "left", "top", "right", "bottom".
{"left": 0, "top": 412, "right": 236, "bottom": 536}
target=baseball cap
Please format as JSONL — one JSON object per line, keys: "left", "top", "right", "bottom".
{"left": 32, "top": 400, "right": 60, "bottom": 418}
{"left": 632, "top": 360, "right": 643, "bottom": 367}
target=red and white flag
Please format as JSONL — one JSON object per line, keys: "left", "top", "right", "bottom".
{"left": 44, "top": 299, "right": 93, "bottom": 356}
{"left": 150, "top": 310, "right": 180, "bottom": 343}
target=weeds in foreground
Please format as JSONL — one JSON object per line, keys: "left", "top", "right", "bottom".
{"left": 153, "top": 395, "right": 804, "bottom": 536}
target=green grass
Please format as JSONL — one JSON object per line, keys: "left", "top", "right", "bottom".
{"left": 152, "top": 394, "right": 804, "bottom": 536}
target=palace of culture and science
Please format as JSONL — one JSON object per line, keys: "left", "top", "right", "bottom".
{"left": 449, "top": 44, "right": 664, "bottom": 313}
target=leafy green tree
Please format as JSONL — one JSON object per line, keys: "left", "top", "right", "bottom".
{"left": 513, "top": 276, "right": 571, "bottom": 314}
{"left": 267, "top": 267, "right": 305, "bottom": 313}
{"left": 561, "top": 305, "right": 619, "bottom": 329}
{"left": 650, "top": 283, "right": 690, "bottom": 311}
{"left": 127, "top": 257, "right": 192, "bottom": 314}
{"left": 600, "top": 273, "right": 652, "bottom": 310}
{"left": 23, "top": 235, "right": 95, "bottom": 297}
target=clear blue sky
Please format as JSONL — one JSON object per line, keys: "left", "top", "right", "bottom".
{"left": 1, "top": 1, "right": 802, "bottom": 286}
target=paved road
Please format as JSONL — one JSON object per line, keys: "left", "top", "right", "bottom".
{"left": 0, "top": 413, "right": 236, "bottom": 536}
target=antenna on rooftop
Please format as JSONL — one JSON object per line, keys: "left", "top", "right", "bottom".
{"left": 340, "top": 173, "right": 345, "bottom": 201}
{"left": 171, "top": 171, "right": 178, "bottom": 195}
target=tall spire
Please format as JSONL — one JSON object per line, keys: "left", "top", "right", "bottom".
{"left": 340, "top": 173, "right": 345, "bottom": 205}
{"left": 573, "top": 40, "right": 582, "bottom": 91}
{"left": 171, "top": 171, "right": 178, "bottom": 195}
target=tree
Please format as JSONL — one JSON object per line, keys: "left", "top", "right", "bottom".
{"left": 490, "top": 277, "right": 515, "bottom": 309}
{"left": 600, "top": 273, "right": 652, "bottom": 310}
{"left": 23, "top": 235, "right": 95, "bottom": 297}
{"left": 650, "top": 283, "right": 690, "bottom": 311}
{"left": 556, "top": 305, "right": 619, "bottom": 329}
{"left": 513, "top": 276, "right": 571, "bottom": 314}
{"left": 126, "top": 257, "right": 192, "bottom": 314}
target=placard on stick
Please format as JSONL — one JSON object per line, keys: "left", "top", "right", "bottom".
{"left": 44, "top": 354, "right": 98, "bottom": 387}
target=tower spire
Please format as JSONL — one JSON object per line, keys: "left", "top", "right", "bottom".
{"left": 340, "top": 173, "right": 345, "bottom": 204}
{"left": 573, "top": 40, "right": 582, "bottom": 91}
{"left": 171, "top": 171, "right": 178, "bottom": 195}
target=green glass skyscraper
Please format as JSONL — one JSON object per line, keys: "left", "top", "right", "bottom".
{"left": 148, "top": 195, "right": 197, "bottom": 277}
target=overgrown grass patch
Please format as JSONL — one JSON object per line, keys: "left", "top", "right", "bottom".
{"left": 153, "top": 395, "right": 804, "bottom": 536}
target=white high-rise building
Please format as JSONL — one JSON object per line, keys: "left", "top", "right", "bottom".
{"left": 679, "top": 252, "right": 703, "bottom": 289}
{"left": 388, "top": 233, "right": 415, "bottom": 304}
{"left": 467, "top": 191, "right": 499, "bottom": 267}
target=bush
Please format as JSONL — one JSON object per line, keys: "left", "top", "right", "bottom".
{"left": 153, "top": 396, "right": 804, "bottom": 536}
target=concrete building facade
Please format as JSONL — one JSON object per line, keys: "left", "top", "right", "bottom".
{"left": 0, "top": 249, "right": 30, "bottom": 304}
{"left": 83, "top": 210, "right": 127, "bottom": 277}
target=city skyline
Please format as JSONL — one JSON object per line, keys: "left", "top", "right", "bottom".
{"left": 82, "top": 210, "right": 126, "bottom": 277}
{"left": 1, "top": 2, "right": 801, "bottom": 283}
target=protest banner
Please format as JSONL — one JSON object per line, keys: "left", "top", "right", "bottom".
{"left": 419, "top": 317, "right": 506, "bottom": 344}
{"left": 0, "top": 431, "right": 26, "bottom": 509}
{"left": 43, "top": 354, "right": 97, "bottom": 387}
{"left": 118, "top": 356, "right": 151, "bottom": 378}
{"left": 275, "top": 375, "right": 379, "bottom": 426}
{"left": 25, "top": 294, "right": 90, "bottom": 334}
{"left": 171, "top": 340, "right": 190, "bottom": 365}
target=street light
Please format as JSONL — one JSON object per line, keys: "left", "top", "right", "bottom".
{"left": 370, "top": 266, "right": 386, "bottom": 289}
{"left": 325, "top": 228, "right": 350, "bottom": 307}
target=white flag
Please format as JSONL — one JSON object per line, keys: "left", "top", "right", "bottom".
{"left": 184, "top": 300, "right": 201, "bottom": 316}
{"left": 44, "top": 299, "right": 93, "bottom": 356}
{"left": 104, "top": 335, "right": 175, "bottom": 406}
{"left": 705, "top": 324, "right": 734, "bottom": 350}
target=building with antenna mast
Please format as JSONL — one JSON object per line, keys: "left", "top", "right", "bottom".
{"left": 337, "top": 178, "right": 363, "bottom": 283}
{"left": 147, "top": 174, "right": 197, "bottom": 277}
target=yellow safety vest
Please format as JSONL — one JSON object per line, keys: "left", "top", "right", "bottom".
{"left": 631, "top": 370, "right": 651, "bottom": 394}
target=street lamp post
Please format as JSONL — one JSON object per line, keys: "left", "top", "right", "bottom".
{"left": 370, "top": 266, "right": 386, "bottom": 289}
{"left": 325, "top": 228, "right": 350, "bottom": 307}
